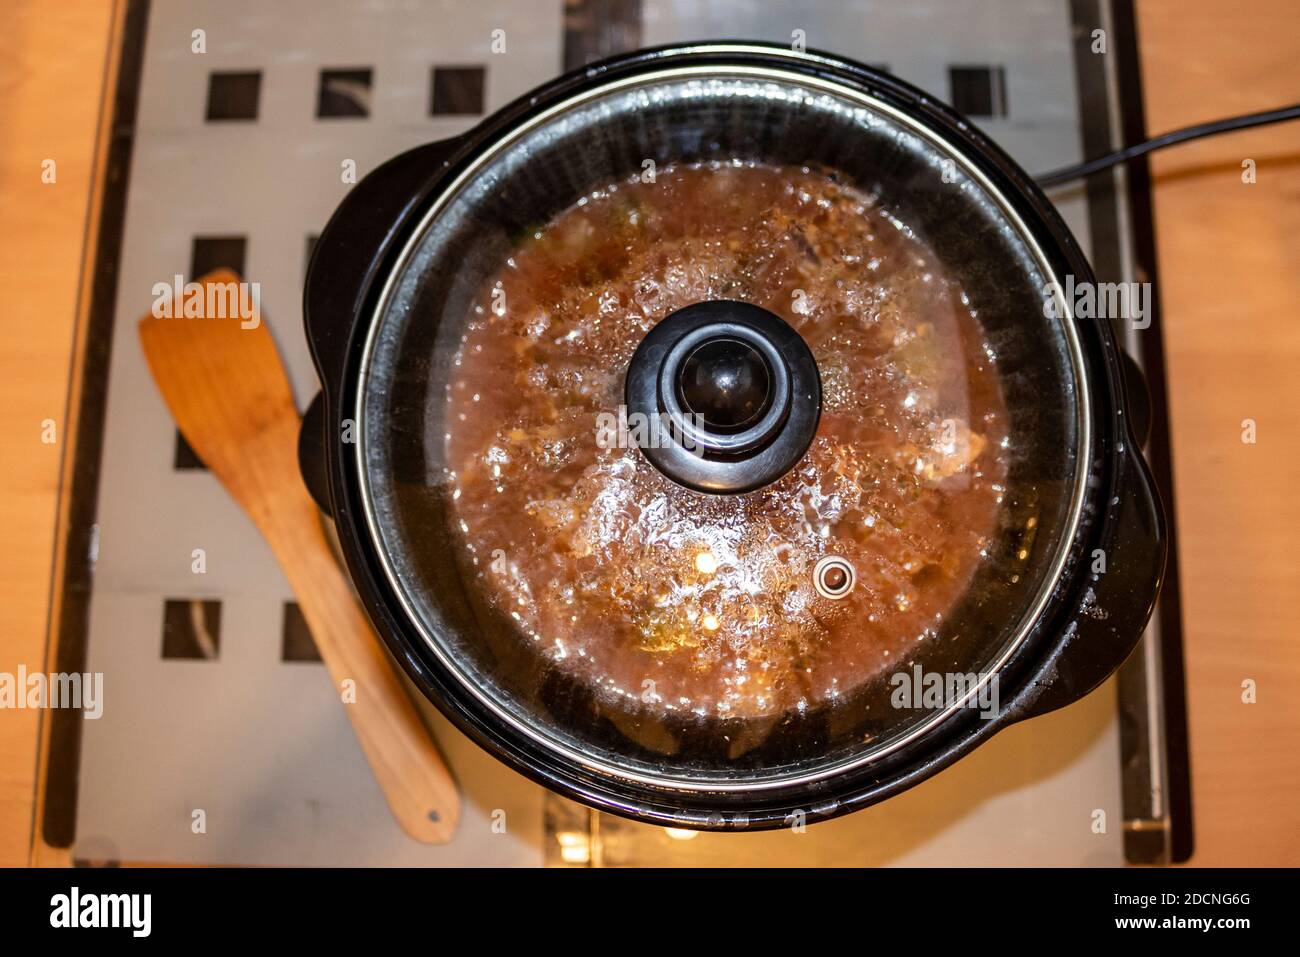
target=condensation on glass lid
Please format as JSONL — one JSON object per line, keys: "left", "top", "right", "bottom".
{"left": 439, "top": 159, "right": 1010, "bottom": 722}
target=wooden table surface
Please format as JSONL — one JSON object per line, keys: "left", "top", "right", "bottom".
{"left": 2, "top": 0, "right": 1297, "bottom": 866}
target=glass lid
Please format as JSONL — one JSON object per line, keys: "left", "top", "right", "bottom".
{"left": 357, "top": 59, "right": 1087, "bottom": 791}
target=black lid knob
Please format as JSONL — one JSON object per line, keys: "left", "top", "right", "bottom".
{"left": 624, "top": 300, "right": 821, "bottom": 494}
{"left": 678, "top": 337, "right": 774, "bottom": 432}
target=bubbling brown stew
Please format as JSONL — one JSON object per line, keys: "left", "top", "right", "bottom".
{"left": 443, "top": 161, "right": 1008, "bottom": 720}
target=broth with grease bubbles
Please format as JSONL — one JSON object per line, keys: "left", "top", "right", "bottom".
{"left": 441, "top": 160, "right": 1009, "bottom": 721}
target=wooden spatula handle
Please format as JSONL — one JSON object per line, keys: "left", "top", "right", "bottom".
{"left": 138, "top": 274, "right": 459, "bottom": 843}
{"left": 267, "top": 445, "right": 460, "bottom": 844}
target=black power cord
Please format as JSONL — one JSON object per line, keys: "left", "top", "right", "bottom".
{"left": 1036, "top": 102, "right": 1300, "bottom": 187}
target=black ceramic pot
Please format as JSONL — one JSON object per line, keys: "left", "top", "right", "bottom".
{"left": 300, "top": 43, "right": 1165, "bottom": 830}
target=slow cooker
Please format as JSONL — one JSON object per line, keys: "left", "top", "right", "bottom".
{"left": 299, "top": 43, "right": 1165, "bottom": 830}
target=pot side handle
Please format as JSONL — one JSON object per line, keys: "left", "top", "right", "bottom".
{"left": 303, "top": 136, "right": 465, "bottom": 395}
{"left": 1011, "top": 434, "right": 1167, "bottom": 722}
{"left": 300, "top": 136, "right": 464, "bottom": 516}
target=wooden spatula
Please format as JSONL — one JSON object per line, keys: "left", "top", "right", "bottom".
{"left": 139, "top": 268, "right": 459, "bottom": 843}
